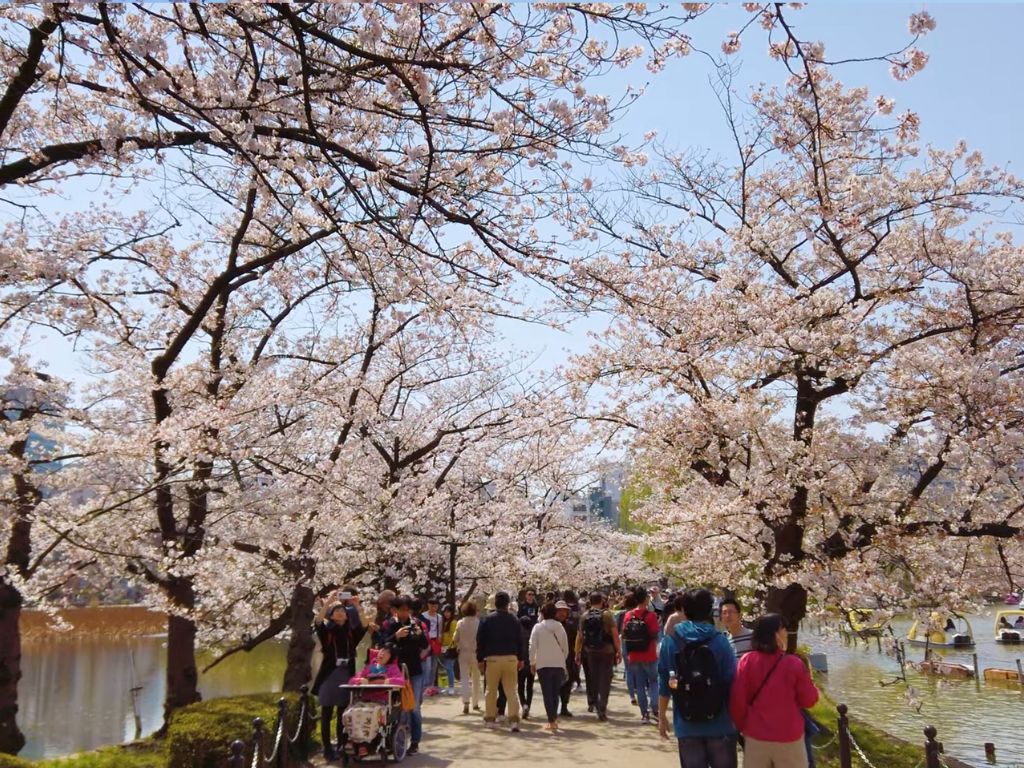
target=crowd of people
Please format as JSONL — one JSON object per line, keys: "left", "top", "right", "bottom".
{"left": 311, "top": 583, "right": 821, "bottom": 768}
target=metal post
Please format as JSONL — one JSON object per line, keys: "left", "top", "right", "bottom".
{"left": 252, "top": 717, "right": 265, "bottom": 765}
{"left": 972, "top": 653, "right": 980, "bottom": 687}
{"left": 837, "top": 703, "right": 852, "bottom": 768}
{"left": 228, "top": 739, "right": 246, "bottom": 768}
{"left": 924, "top": 725, "right": 941, "bottom": 768}
{"left": 1016, "top": 658, "right": 1023, "bottom": 686}
{"left": 297, "top": 685, "right": 310, "bottom": 760}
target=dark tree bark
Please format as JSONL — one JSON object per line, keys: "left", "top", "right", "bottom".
{"left": 283, "top": 583, "right": 316, "bottom": 692}
{"left": 0, "top": 580, "right": 25, "bottom": 755}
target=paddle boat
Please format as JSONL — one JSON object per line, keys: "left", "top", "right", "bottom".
{"left": 1005, "top": 592, "right": 1022, "bottom": 606}
{"left": 844, "top": 608, "right": 888, "bottom": 639}
{"left": 906, "top": 612, "right": 974, "bottom": 649}
{"left": 994, "top": 609, "right": 1024, "bottom": 644}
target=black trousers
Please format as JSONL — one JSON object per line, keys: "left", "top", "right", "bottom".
{"left": 518, "top": 667, "right": 535, "bottom": 709}
{"left": 537, "top": 667, "right": 565, "bottom": 723}
{"left": 320, "top": 706, "right": 344, "bottom": 749}
{"left": 585, "top": 648, "right": 615, "bottom": 714}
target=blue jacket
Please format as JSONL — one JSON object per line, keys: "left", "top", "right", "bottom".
{"left": 658, "top": 621, "right": 737, "bottom": 738}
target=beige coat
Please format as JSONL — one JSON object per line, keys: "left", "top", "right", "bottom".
{"left": 453, "top": 615, "right": 480, "bottom": 656}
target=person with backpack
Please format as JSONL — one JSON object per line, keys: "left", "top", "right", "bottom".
{"left": 574, "top": 591, "right": 621, "bottom": 721}
{"left": 657, "top": 588, "right": 737, "bottom": 768}
{"left": 622, "top": 585, "right": 661, "bottom": 724}
{"left": 615, "top": 592, "right": 638, "bottom": 706}
{"left": 729, "top": 614, "right": 819, "bottom": 768}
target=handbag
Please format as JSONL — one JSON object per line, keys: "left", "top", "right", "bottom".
{"left": 444, "top": 646, "right": 459, "bottom": 660}
{"left": 400, "top": 679, "right": 416, "bottom": 712}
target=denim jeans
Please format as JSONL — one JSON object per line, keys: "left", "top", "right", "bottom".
{"left": 442, "top": 656, "right": 457, "bottom": 689}
{"left": 422, "top": 655, "right": 437, "bottom": 689}
{"left": 677, "top": 736, "right": 737, "bottom": 768}
{"left": 536, "top": 667, "right": 565, "bottom": 723}
{"left": 623, "top": 656, "right": 636, "bottom": 699}
{"left": 409, "top": 673, "right": 425, "bottom": 745}
{"left": 629, "top": 660, "right": 659, "bottom": 716}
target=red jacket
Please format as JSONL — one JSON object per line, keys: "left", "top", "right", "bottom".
{"left": 623, "top": 607, "right": 660, "bottom": 663}
{"left": 729, "top": 650, "right": 819, "bottom": 742}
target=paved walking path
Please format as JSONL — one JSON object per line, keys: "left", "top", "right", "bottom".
{"left": 314, "top": 678, "right": 681, "bottom": 766}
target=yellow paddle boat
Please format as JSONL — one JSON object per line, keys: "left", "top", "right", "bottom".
{"left": 906, "top": 612, "right": 974, "bottom": 649}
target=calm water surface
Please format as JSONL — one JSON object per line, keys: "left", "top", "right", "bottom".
{"left": 19, "top": 631, "right": 286, "bottom": 759}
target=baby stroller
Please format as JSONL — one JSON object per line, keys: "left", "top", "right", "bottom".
{"left": 338, "top": 668, "right": 411, "bottom": 764}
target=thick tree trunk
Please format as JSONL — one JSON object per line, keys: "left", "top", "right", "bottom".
{"left": 283, "top": 583, "right": 315, "bottom": 692}
{"left": 765, "top": 582, "right": 808, "bottom": 653}
{"left": 0, "top": 580, "right": 25, "bottom": 755}
{"left": 163, "top": 580, "right": 201, "bottom": 726}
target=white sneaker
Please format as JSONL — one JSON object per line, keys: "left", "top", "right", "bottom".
{"left": 510, "top": 722, "right": 520, "bottom": 733}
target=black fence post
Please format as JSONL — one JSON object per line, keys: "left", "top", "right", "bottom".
{"left": 837, "top": 703, "right": 852, "bottom": 768}
{"left": 228, "top": 739, "right": 245, "bottom": 768}
{"left": 924, "top": 725, "right": 942, "bottom": 768}
{"left": 297, "top": 685, "right": 311, "bottom": 761}
{"left": 252, "top": 717, "right": 265, "bottom": 765}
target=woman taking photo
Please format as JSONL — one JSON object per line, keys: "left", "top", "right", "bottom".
{"left": 312, "top": 597, "right": 367, "bottom": 761}
{"left": 729, "top": 614, "right": 819, "bottom": 768}
{"left": 529, "top": 601, "right": 569, "bottom": 732}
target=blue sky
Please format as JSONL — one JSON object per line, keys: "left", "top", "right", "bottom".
{"left": 506, "top": 2, "right": 1024, "bottom": 372}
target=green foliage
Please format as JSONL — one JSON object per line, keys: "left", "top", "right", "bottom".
{"left": 0, "top": 755, "right": 35, "bottom": 768}
{"left": 166, "top": 692, "right": 308, "bottom": 768}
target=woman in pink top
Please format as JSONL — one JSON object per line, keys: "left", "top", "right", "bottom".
{"left": 729, "top": 614, "right": 819, "bottom": 768}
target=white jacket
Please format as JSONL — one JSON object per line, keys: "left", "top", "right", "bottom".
{"left": 529, "top": 619, "right": 569, "bottom": 671}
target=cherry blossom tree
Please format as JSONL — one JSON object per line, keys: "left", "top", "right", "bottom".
{"left": 568, "top": 18, "right": 1024, "bottom": 644}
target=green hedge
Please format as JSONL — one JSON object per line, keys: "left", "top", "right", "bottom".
{"left": 0, "top": 754, "right": 34, "bottom": 768}
{"left": 166, "top": 691, "right": 310, "bottom": 768}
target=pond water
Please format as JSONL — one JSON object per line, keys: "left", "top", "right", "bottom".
{"left": 17, "top": 608, "right": 1024, "bottom": 764}
{"left": 19, "top": 619, "right": 287, "bottom": 760}
{"left": 809, "top": 611, "right": 1024, "bottom": 768}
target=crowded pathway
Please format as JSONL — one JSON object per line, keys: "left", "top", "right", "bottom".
{"left": 311, "top": 677, "right": 681, "bottom": 767}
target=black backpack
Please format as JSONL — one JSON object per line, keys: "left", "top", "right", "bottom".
{"left": 622, "top": 611, "right": 652, "bottom": 653}
{"left": 581, "top": 609, "right": 608, "bottom": 649}
{"left": 672, "top": 636, "right": 726, "bottom": 721}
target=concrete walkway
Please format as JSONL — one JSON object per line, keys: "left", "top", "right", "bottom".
{"left": 315, "top": 678, "right": 681, "bottom": 767}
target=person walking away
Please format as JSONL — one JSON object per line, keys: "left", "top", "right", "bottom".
{"left": 439, "top": 604, "right": 459, "bottom": 694}
{"left": 575, "top": 591, "right": 621, "bottom": 721}
{"left": 664, "top": 593, "right": 688, "bottom": 636}
{"left": 381, "top": 596, "right": 430, "bottom": 755}
{"left": 476, "top": 591, "right": 527, "bottom": 732}
{"left": 616, "top": 592, "right": 638, "bottom": 705}
{"left": 454, "top": 602, "right": 482, "bottom": 714}
{"left": 517, "top": 615, "right": 537, "bottom": 719}
{"left": 562, "top": 590, "right": 582, "bottom": 691}
{"left": 650, "top": 585, "right": 667, "bottom": 625}
{"left": 422, "top": 597, "right": 443, "bottom": 689}
{"left": 730, "top": 614, "right": 819, "bottom": 768}
{"left": 658, "top": 589, "right": 737, "bottom": 768}
{"left": 622, "top": 585, "right": 661, "bottom": 724}
{"left": 530, "top": 601, "right": 570, "bottom": 732}
{"left": 312, "top": 599, "right": 366, "bottom": 761}
{"left": 718, "top": 598, "right": 753, "bottom": 658}
{"left": 554, "top": 600, "right": 577, "bottom": 717}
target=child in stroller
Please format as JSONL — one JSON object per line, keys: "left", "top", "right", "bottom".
{"left": 342, "top": 645, "right": 407, "bottom": 760}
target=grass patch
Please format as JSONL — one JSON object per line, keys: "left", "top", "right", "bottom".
{"left": 808, "top": 685, "right": 929, "bottom": 768}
